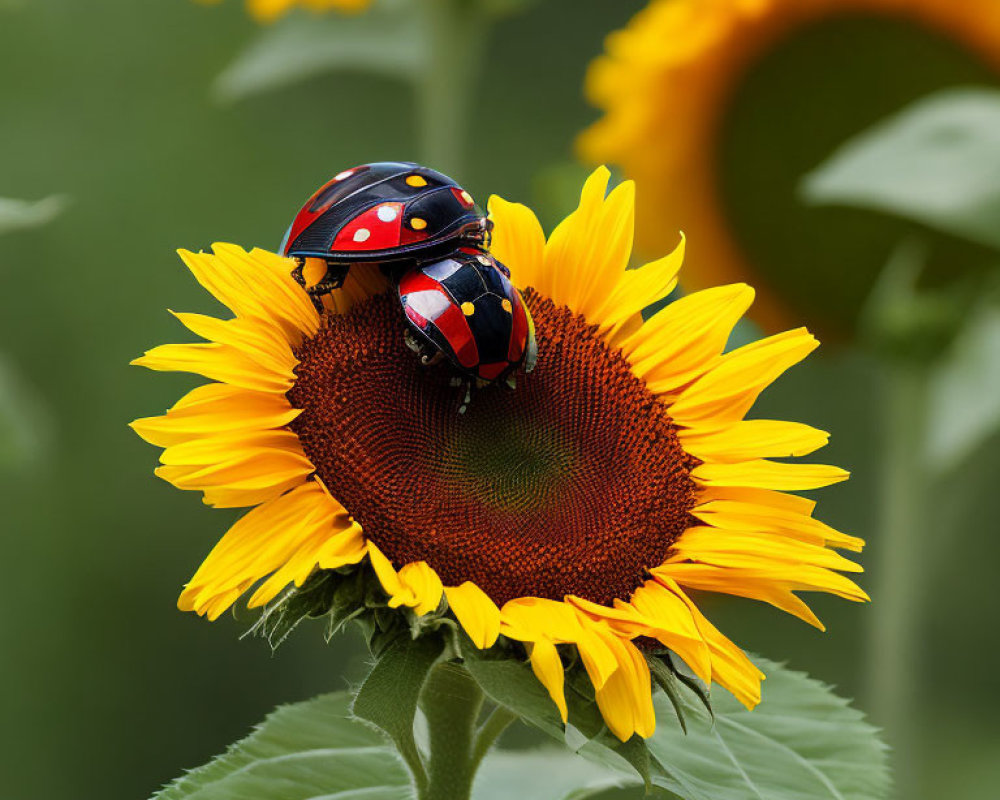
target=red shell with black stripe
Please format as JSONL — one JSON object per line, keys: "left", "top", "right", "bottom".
{"left": 398, "top": 252, "right": 534, "bottom": 383}
{"left": 280, "top": 161, "right": 489, "bottom": 264}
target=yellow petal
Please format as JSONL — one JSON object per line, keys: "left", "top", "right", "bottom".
{"left": 397, "top": 562, "right": 444, "bottom": 615}
{"left": 591, "top": 629, "right": 655, "bottom": 741}
{"left": 621, "top": 284, "right": 755, "bottom": 398}
{"left": 178, "top": 480, "right": 352, "bottom": 619}
{"left": 528, "top": 639, "right": 568, "bottom": 723}
{"left": 131, "top": 342, "right": 294, "bottom": 393}
{"left": 445, "top": 582, "right": 501, "bottom": 649}
{"left": 130, "top": 383, "right": 299, "bottom": 448}
{"left": 680, "top": 419, "right": 829, "bottom": 463}
{"left": 669, "top": 328, "right": 818, "bottom": 427}
{"left": 692, "top": 495, "right": 865, "bottom": 552}
{"left": 368, "top": 543, "right": 443, "bottom": 615}
{"left": 655, "top": 576, "right": 765, "bottom": 709}
{"left": 170, "top": 311, "right": 297, "bottom": 376}
{"left": 592, "top": 233, "right": 685, "bottom": 345}
{"left": 488, "top": 195, "right": 546, "bottom": 292}
{"left": 692, "top": 460, "right": 849, "bottom": 491}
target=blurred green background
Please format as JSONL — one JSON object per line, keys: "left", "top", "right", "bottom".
{"left": 1, "top": 1, "right": 998, "bottom": 799}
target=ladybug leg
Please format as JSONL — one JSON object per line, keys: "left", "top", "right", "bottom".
{"left": 458, "top": 381, "right": 473, "bottom": 415}
{"left": 291, "top": 257, "right": 307, "bottom": 288}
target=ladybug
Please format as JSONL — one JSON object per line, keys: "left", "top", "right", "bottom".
{"left": 398, "top": 251, "right": 537, "bottom": 401}
{"left": 280, "top": 161, "right": 490, "bottom": 305}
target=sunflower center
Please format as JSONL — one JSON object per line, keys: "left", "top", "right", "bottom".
{"left": 288, "top": 290, "right": 698, "bottom": 606}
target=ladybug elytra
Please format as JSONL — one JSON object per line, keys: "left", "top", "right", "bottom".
{"left": 280, "top": 161, "right": 491, "bottom": 300}
{"left": 399, "top": 251, "right": 537, "bottom": 392}
{"left": 280, "top": 162, "right": 535, "bottom": 398}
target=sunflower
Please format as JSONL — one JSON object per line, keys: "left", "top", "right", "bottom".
{"left": 580, "top": 0, "right": 1000, "bottom": 332}
{"left": 131, "top": 166, "right": 866, "bottom": 741}
{"left": 197, "top": 0, "right": 371, "bottom": 23}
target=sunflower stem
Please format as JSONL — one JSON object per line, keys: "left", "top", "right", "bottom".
{"left": 866, "top": 359, "right": 929, "bottom": 799}
{"left": 418, "top": 661, "right": 486, "bottom": 800}
{"left": 417, "top": 0, "right": 489, "bottom": 178}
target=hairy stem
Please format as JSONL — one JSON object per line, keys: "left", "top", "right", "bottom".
{"left": 419, "top": 662, "right": 486, "bottom": 800}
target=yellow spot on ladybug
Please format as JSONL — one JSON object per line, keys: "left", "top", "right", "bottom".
{"left": 410, "top": 217, "right": 428, "bottom": 231}
{"left": 334, "top": 170, "right": 353, "bottom": 181}
{"left": 406, "top": 175, "right": 428, "bottom": 188}
{"left": 460, "top": 190, "right": 474, "bottom": 205}
{"left": 461, "top": 302, "right": 475, "bottom": 316}
{"left": 377, "top": 205, "right": 398, "bottom": 223}
{"left": 501, "top": 298, "right": 513, "bottom": 313}
{"left": 353, "top": 228, "right": 371, "bottom": 243}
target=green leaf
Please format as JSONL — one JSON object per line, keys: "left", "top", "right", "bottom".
{"left": 153, "top": 692, "right": 411, "bottom": 800}
{"left": 0, "top": 195, "right": 66, "bottom": 236}
{"left": 802, "top": 88, "right": 1000, "bottom": 251}
{"left": 352, "top": 632, "right": 445, "bottom": 791}
{"left": 459, "top": 639, "right": 656, "bottom": 786}
{"left": 926, "top": 303, "right": 1000, "bottom": 471}
{"left": 642, "top": 658, "right": 890, "bottom": 800}
{"left": 213, "top": 0, "right": 427, "bottom": 103}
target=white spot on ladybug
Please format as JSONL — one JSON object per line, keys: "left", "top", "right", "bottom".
{"left": 334, "top": 170, "right": 353, "bottom": 181}
{"left": 477, "top": 255, "right": 491, "bottom": 266}
{"left": 377, "top": 205, "right": 398, "bottom": 223}
{"left": 353, "top": 228, "right": 371, "bottom": 243}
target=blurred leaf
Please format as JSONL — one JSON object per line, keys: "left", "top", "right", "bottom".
{"left": 153, "top": 692, "right": 411, "bottom": 800}
{"left": 473, "top": 750, "right": 623, "bottom": 800}
{"left": 0, "top": 195, "right": 66, "bottom": 236}
{"left": 214, "top": 0, "right": 427, "bottom": 103}
{"left": 802, "top": 88, "right": 1000, "bottom": 251}
{"left": 926, "top": 303, "right": 1000, "bottom": 472}
{"left": 0, "top": 354, "right": 53, "bottom": 468}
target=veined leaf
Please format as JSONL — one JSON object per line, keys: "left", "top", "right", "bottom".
{"left": 644, "top": 658, "right": 889, "bottom": 800}
{"left": 213, "top": 0, "right": 427, "bottom": 103}
{"left": 802, "top": 88, "right": 1000, "bottom": 252}
{"left": 152, "top": 692, "right": 411, "bottom": 800}
{"left": 473, "top": 750, "right": 623, "bottom": 800}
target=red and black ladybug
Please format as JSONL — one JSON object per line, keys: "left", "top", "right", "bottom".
{"left": 399, "top": 251, "right": 537, "bottom": 398}
{"left": 280, "top": 161, "right": 490, "bottom": 303}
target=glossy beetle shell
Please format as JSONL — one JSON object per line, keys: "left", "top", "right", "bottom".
{"left": 280, "top": 161, "right": 488, "bottom": 265}
{"left": 398, "top": 252, "right": 534, "bottom": 383}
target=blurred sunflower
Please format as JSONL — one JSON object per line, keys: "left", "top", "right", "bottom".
{"left": 132, "top": 167, "right": 866, "bottom": 741}
{"left": 198, "top": 0, "right": 371, "bottom": 23}
{"left": 580, "top": 0, "right": 1000, "bottom": 332}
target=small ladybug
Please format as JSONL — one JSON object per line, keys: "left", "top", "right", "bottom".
{"left": 280, "top": 161, "right": 490, "bottom": 305}
{"left": 399, "top": 251, "right": 537, "bottom": 405}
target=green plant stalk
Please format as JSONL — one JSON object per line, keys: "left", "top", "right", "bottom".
{"left": 866, "top": 360, "right": 929, "bottom": 799}
{"left": 417, "top": 0, "right": 489, "bottom": 178}
{"left": 419, "top": 662, "right": 487, "bottom": 800}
